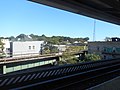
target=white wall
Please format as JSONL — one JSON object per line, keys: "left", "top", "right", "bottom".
{"left": 53, "top": 45, "right": 67, "bottom": 52}
{"left": 10, "top": 41, "right": 44, "bottom": 57}
{"left": 1, "top": 39, "right": 10, "bottom": 56}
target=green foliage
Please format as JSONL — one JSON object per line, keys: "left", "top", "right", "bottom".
{"left": 58, "top": 61, "right": 67, "bottom": 65}
{"left": 43, "top": 44, "right": 59, "bottom": 54}
{"left": 65, "top": 46, "right": 85, "bottom": 53}
{"left": 47, "top": 36, "right": 60, "bottom": 44}
{"left": 66, "top": 57, "right": 78, "bottom": 64}
{"left": 60, "top": 46, "right": 85, "bottom": 65}
{"left": 43, "top": 47, "right": 50, "bottom": 54}
{"left": 9, "top": 34, "right": 89, "bottom": 45}
{"left": 29, "top": 34, "right": 39, "bottom": 41}
{"left": 84, "top": 54, "right": 101, "bottom": 62}
{"left": 0, "top": 53, "right": 6, "bottom": 58}
{"left": 83, "top": 37, "right": 89, "bottom": 41}
{"left": 9, "top": 36, "right": 16, "bottom": 41}
{"left": 104, "top": 37, "right": 111, "bottom": 41}
{"left": 16, "top": 34, "right": 32, "bottom": 41}
{"left": 62, "top": 52, "right": 72, "bottom": 60}
{"left": 0, "top": 39, "right": 4, "bottom": 51}
{"left": 49, "top": 46, "right": 58, "bottom": 53}
{"left": 62, "top": 52, "right": 78, "bottom": 64}
{"left": 0, "top": 39, "right": 5, "bottom": 58}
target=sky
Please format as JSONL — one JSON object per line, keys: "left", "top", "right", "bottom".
{"left": 0, "top": 0, "right": 120, "bottom": 41}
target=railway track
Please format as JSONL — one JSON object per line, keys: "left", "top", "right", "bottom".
{"left": 0, "top": 52, "right": 82, "bottom": 64}
{"left": 0, "top": 58, "right": 120, "bottom": 90}
{"left": 0, "top": 54, "right": 58, "bottom": 64}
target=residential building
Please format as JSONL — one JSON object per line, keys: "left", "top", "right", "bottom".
{"left": 88, "top": 38, "right": 120, "bottom": 60}
{"left": 10, "top": 41, "right": 44, "bottom": 57}
{"left": 1, "top": 39, "right": 10, "bottom": 57}
{"left": 53, "top": 45, "right": 67, "bottom": 52}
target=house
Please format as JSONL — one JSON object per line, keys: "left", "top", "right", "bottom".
{"left": 53, "top": 45, "right": 67, "bottom": 52}
{"left": 10, "top": 41, "right": 44, "bottom": 57}
{"left": 0, "top": 39, "right": 10, "bottom": 57}
{"left": 88, "top": 38, "right": 120, "bottom": 60}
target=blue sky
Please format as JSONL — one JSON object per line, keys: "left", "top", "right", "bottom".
{"left": 0, "top": 0, "right": 120, "bottom": 41}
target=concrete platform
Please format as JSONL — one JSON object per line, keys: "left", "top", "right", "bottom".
{"left": 88, "top": 76, "right": 120, "bottom": 90}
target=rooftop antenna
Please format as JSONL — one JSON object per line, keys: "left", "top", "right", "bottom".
{"left": 93, "top": 20, "right": 96, "bottom": 41}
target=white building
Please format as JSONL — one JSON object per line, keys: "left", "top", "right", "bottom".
{"left": 53, "top": 45, "right": 67, "bottom": 52}
{"left": 10, "top": 41, "right": 44, "bottom": 57}
{"left": 1, "top": 39, "right": 10, "bottom": 57}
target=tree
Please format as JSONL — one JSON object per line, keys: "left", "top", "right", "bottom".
{"left": 44, "top": 47, "right": 50, "bottom": 54}
{"left": 83, "top": 37, "right": 89, "bottom": 41}
{"left": 0, "top": 39, "right": 5, "bottom": 58}
{"left": 16, "top": 34, "right": 33, "bottom": 41}
{"left": 84, "top": 54, "right": 101, "bottom": 62}
{"left": 29, "top": 34, "right": 40, "bottom": 41}
{"left": 61, "top": 51, "right": 79, "bottom": 65}
{"left": 49, "top": 45, "right": 58, "bottom": 53}
{"left": 9, "top": 36, "right": 16, "bottom": 41}
{"left": 0, "top": 39, "right": 4, "bottom": 51}
{"left": 105, "top": 37, "right": 111, "bottom": 41}
{"left": 5, "top": 33, "right": 89, "bottom": 46}
{"left": 65, "top": 46, "right": 85, "bottom": 53}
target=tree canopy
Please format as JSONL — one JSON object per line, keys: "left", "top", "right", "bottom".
{"left": 5, "top": 34, "right": 89, "bottom": 45}
{"left": 84, "top": 54, "right": 101, "bottom": 62}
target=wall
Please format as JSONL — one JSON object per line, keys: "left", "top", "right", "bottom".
{"left": 10, "top": 41, "right": 44, "bottom": 57}
{"left": 0, "top": 59, "right": 56, "bottom": 74}
{"left": 88, "top": 41, "right": 120, "bottom": 59}
{"left": 1, "top": 39, "right": 10, "bottom": 57}
{"left": 5, "top": 59, "right": 56, "bottom": 74}
{"left": 53, "top": 45, "right": 67, "bottom": 52}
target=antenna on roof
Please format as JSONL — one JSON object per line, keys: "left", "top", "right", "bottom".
{"left": 93, "top": 20, "right": 96, "bottom": 41}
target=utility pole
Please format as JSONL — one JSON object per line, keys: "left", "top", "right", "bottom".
{"left": 93, "top": 20, "right": 96, "bottom": 41}
{"left": 40, "top": 44, "right": 43, "bottom": 55}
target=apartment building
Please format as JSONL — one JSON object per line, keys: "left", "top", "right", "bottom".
{"left": 88, "top": 38, "right": 120, "bottom": 60}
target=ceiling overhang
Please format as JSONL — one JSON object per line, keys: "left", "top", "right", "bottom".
{"left": 29, "top": 0, "right": 120, "bottom": 25}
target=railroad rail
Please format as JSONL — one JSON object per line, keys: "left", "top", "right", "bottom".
{"left": 0, "top": 54, "right": 56, "bottom": 62}
{"left": 0, "top": 58, "right": 120, "bottom": 89}
{"left": 0, "top": 52, "right": 83, "bottom": 64}
{"left": 0, "top": 54, "right": 58, "bottom": 65}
